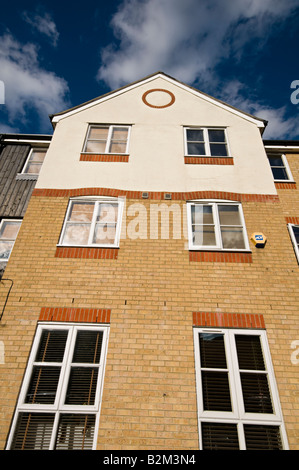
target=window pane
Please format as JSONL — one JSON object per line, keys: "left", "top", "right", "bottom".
{"left": 24, "top": 162, "right": 42, "bottom": 174}
{"left": 25, "top": 366, "right": 61, "bottom": 404}
{"left": 292, "top": 226, "right": 299, "bottom": 244}
{"left": 199, "top": 333, "right": 227, "bottom": 369}
{"left": 0, "top": 240, "right": 13, "bottom": 259}
{"left": 240, "top": 373, "right": 273, "bottom": 413}
{"left": 88, "top": 127, "right": 109, "bottom": 140}
{"left": 187, "top": 143, "right": 206, "bottom": 155}
{"left": 68, "top": 202, "right": 94, "bottom": 222}
{"left": 109, "top": 142, "right": 127, "bottom": 153}
{"left": 201, "top": 422, "right": 239, "bottom": 450}
{"left": 55, "top": 414, "right": 95, "bottom": 450}
{"left": 30, "top": 151, "right": 46, "bottom": 162}
{"left": 110, "top": 127, "right": 128, "bottom": 141}
{"left": 221, "top": 227, "right": 245, "bottom": 249}
{"left": 268, "top": 156, "right": 284, "bottom": 167}
{"left": 97, "top": 203, "right": 118, "bottom": 223}
{"left": 244, "top": 424, "right": 283, "bottom": 450}
{"left": 62, "top": 224, "right": 90, "bottom": 245}
{"left": 0, "top": 221, "right": 21, "bottom": 239}
{"left": 191, "top": 205, "right": 213, "bottom": 224}
{"left": 93, "top": 224, "right": 116, "bottom": 244}
{"left": 35, "top": 329, "right": 68, "bottom": 363}
{"left": 193, "top": 226, "right": 216, "bottom": 246}
{"left": 85, "top": 141, "right": 107, "bottom": 153}
{"left": 235, "top": 335, "right": 265, "bottom": 371}
{"left": 202, "top": 371, "right": 232, "bottom": 411}
{"left": 210, "top": 143, "right": 228, "bottom": 156}
{"left": 218, "top": 205, "right": 241, "bottom": 226}
{"left": 208, "top": 129, "right": 225, "bottom": 142}
{"left": 11, "top": 413, "right": 54, "bottom": 450}
{"left": 271, "top": 167, "right": 288, "bottom": 180}
{"left": 65, "top": 367, "right": 99, "bottom": 405}
{"left": 187, "top": 129, "right": 204, "bottom": 141}
{"left": 73, "top": 330, "right": 103, "bottom": 364}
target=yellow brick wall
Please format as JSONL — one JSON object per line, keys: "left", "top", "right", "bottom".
{"left": 0, "top": 179, "right": 299, "bottom": 449}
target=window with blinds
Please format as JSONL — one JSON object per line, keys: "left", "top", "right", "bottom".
{"left": 7, "top": 324, "right": 109, "bottom": 450}
{"left": 194, "top": 328, "right": 288, "bottom": 450}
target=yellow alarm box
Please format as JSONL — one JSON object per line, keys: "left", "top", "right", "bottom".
{"left": 251, "top": 232, "right": 267, "bottom": 248}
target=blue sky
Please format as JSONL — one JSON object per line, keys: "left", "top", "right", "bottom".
{"left": 0, "top": 0, "right": 299, "bottom": 139}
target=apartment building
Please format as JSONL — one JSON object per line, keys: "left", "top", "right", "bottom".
{"left": 0, "top": 72, "right": 298, "bottom": 450}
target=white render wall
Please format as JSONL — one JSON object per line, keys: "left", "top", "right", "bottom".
{"left": 36, "top": 76, "right": 277, "bottom": 195}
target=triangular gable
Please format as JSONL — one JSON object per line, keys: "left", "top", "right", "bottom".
{"left": 50, "top": 72, "right": 267, "bottom": 130}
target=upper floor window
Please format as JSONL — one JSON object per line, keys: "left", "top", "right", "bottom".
{"left": 7, "top": 323, "right": 109, "bottom": 450}
{"left": 184, "top": 128, "right": 229, "bottom": 157}
{"left": 59, "top": 198, "right": 124, "bottom": 248}
{"left": 288, "top": 224, "right": 299, "bottom": 263}
{"left": 0, "top": 219, "right": 21, "bottom": 261}
{"left": 267, "top": 153, "right": 294, "bottom": 182}
{"left": 22, "top": 148, "right": 47, "bottom": 175}
{"left": 193, "top": 328, "right": 288, "bottom": 450}
{"left": 83, "top": 125, "right": 131, "bottom": 154}
{"left": 187, "top": 201, "right": 249, "bottom": 251}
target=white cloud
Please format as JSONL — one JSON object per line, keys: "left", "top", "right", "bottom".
{"left": 97, "top": 0, "right": 299, "bottom": 138}
{"left": 97, "top": 0, "right": 299, "bottom": 89}
{"left": 219, "top": 80, "right": 299, "bottom": 139}
{"left": 0, "top": 33, "right": 69, "bottom": 133}
{"left": 22, "top": 9, "right": 59, "bottom": 47}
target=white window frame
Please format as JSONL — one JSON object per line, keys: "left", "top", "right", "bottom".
{"left": 6, "top": 322, "right": 109, "bottom": 450}
{"left": 186, "top": 200, "right": 250, "bottom": 252}
{"left": 288, "top": 223, "right": 299, "bottom": 264}
{"left": 267, "top": 153, "right": 294, "bottom": 182}
{"left": 0, "top": 218, "right": 22, "bottom": 261}
{"left": 83, "top": 124, "right": 131, "bottom": 154}
{"left": 58, "top": 197, "right": 124, "bottom": 248}
{"left": 193, "top": 327, "right": 289, "bottom": 450}
{"left": 21, "top": 148, "right": 47, "bottom": 176}
{"left": 184, "top": 127, "right": 230, "bottom": 157}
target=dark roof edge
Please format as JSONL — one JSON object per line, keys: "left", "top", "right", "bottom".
{"left": 0, "top": 133, "right": 52, "bottom": 142}
{"left": 264, "top": 139, "right": 299, "bottom": 146}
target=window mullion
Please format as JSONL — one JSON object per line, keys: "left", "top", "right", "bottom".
{"left": 106, "top": 126, "right": 113, "bottom": 153}
{"left": 203, "top": 128, "right": 210, "bottom": 155}
{"left": 88, "top": 202, "right": 98, "bottom": 245}
{"left": 213, "top": 204, "right": 222, "bottom": 249}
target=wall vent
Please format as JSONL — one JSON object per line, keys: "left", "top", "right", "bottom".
{"left": 164, "top": 193, "right": 172, "bottom": 200}
{"left": 142, "top": 192, "right": 149, "bottom": 199}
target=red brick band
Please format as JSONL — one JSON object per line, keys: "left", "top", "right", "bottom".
{"left": 184, "top": 156, "right": 234, "bottom": 165}
{"left": 32, "top": 187, "right": 279, "bottom": 203}
{"left": 80, "top": 153, "right": 129, "bottom": 162}
{"left": 192, "top": 311, "right": 265, "bottom": 329}
{"left": 189, "top": 251, "right": 253, "bottom": 263}
{"left": 39, "top": 307, "right": 111, "bottom": 323}
{"left": 285, "top": 217, "right": 299, "bottom": 225}
{"left": 275, "top": 182, "right": 297, "bottom": 189}
{"left": 55, "top": 246, "right": 118, "bottom": 259}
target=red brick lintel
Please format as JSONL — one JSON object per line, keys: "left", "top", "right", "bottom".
{"left": 39, "top": 307, "right": 111, "bottom": 323}
{"left": 80, "top": 153, "right": 129, "bottom": 162}
{"left": 189, "top": 251, "right": 253, "bottom": 263}
{"left": 285, "top": 217, "right": 299, "bottom": 225}
{"left": 275, "top": 182, "right": 297, "bottom": 189}
{"left": 32, "top": 187, "right": 279, "bottom": 203}
{"left": 193, "top": 311, "right": 265, "bottom": 329}
{"left": 184, "top": 156, "right": 234, "bottom": 165}
{"left": 55, "top": 246, "right": 118, "bottom": 259}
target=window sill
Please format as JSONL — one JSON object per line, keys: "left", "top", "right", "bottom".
{"left": 80, "top": 153, "right": 129, "bottom": 162}
{"left": 189, "top": 250, "right": 252, "bottom": 263}
{"left": 184, "top": 156, "right": 233, "bottom": 165}
{"left": 16, "top": 173, "right": 38, "bottom": 180}
{"left": 55, "top": 246, "right": 119, "bottom": 259}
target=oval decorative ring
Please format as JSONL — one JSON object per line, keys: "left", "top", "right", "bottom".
{"left": 142, "top": 89, "right": 175, "bottom": 108}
